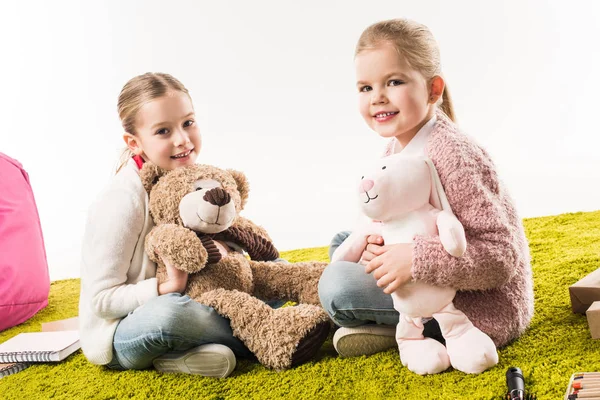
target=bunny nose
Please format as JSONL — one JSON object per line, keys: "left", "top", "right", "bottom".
{"left": 360, "top": 179, "right": 374, "bottom": 192}
{"left": 203, "top": 187, "right": 231, "bottom": 207}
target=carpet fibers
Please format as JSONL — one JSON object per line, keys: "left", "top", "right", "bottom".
{"left": 1, "top": 211, "right": 600, "bottom": 399}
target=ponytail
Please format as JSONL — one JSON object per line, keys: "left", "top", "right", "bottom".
{"left": 440, "top": 83, "right": 456, "bottom": 122}
{"left": 115, "top": 147, "right": 134, "bottom": 174}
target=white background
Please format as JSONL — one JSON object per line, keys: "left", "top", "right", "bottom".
{"left": 1, "top": 1, "right": 599, "bottom": 281}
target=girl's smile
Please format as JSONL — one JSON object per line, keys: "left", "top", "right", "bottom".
{"left": 171, "top": 148, "right": 194, "bottom": 161}
{"left": 373, "top": 111, "right": 399, "bottom": 123}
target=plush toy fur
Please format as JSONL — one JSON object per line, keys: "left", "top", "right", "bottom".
{"left": 332, "top": 154, "right": 499, "bottom": 375}
{"left": 140, "top": 163, "right": 329, "bottom": 371}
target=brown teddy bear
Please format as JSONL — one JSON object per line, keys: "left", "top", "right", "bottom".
{"left": 140, "top": 162, "right": 330, "bottom": 371}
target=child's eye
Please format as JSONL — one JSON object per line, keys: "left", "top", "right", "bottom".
{"left": 183, "top": 120, "right": 194, "bottom": 128}
{"left": 388, "top": 80, "right": 404, "bottom": 86}
{"left": 359, "top": 86, "right": 372, "bottom": 93}
{"left": 156, "top": 128, "right": 169, "bottom": 135}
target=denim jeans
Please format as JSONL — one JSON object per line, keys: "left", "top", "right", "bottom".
{"left": 107, "top": 293, "right": 253, "bottom": 370}
{"left": 318, "top": 231, "right": 442, "bottom": 339}
{"left": 108, "top": 256, "right": 291, "bottom": 370}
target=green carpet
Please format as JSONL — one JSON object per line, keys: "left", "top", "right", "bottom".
{"left": 2, "top": 211, "right": 600, "bottom": 399}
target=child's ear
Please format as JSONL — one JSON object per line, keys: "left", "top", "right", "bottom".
{"left": 227, "top": 169, "right": 249, "bottom": 209}
{"left": 140, "top": 162, "right": 167, "bottom": 193}
{"left": 123, "top": 132, "right": 143, "bottom": 155}
{"left": 428, "top": 75, "right": 445, "bottom": 104}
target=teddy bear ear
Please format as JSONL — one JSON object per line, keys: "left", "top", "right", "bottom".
{"left": 140, "top": 162, "right": 167, "bottom": 193}
{"left": 227, "top": 169, "right": 249, "bottom": 209}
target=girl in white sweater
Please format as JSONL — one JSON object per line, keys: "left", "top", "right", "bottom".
{"left": 79, "top": 73, "right": 251, "bottom": 377}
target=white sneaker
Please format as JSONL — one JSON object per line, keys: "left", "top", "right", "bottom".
{"left": 333, "top": 325, "right": 397, "bottom": 358}
{"left": 153, "top": 344, "right": 236, "bottom": 378}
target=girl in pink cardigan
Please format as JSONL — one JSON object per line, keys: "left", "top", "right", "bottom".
{"left": 318, "top": 19, "right": 533, "bottom": 360}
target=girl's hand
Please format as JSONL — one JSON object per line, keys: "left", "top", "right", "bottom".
{"left": 359, "top": 235, "right": 385, "bottom": 266}
{"left": 214, "top": 240, "right": 231, "bottom": 257}
{"left": 158, "top": 257, "right": 189, "bottom": 295}
{"left": 365, "top": 243, "right": 414, "bottom": 294}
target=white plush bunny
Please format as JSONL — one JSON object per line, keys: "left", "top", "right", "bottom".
{"left": 332, "top": 153, "right": 498, "bottom": 375}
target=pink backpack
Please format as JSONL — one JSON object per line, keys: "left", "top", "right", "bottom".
{"left": 0, "top": 153, "right": 50, "bottom": 331}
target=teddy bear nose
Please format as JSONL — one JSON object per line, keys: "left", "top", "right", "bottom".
{"left": 360, "top": 179, "right": 374, "bottom": 193}
{"left": 203, "top": 187, "right": 231, "bottom": 207}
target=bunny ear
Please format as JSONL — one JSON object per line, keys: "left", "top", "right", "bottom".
{"left": 139, "top": 162, "right": 168, "bottom": 193}
{"left": 424, "top": 158, "right": 453, "bottom": 213}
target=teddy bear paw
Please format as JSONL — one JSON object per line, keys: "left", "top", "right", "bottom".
{"left": 290, "top": 321, "right": 331, "bottom": 367}
{"left": 398, "top": 338, "right": 450, "bottom": 375}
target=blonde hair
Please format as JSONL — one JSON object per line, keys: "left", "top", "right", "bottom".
{"left": 356, "top": 19, "right": 455, "bottom": 122}
{"left": 115, "top": 72, "right": 191, "bottom": 173}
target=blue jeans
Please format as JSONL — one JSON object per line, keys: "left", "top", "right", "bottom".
{"left": 318, "top": 231, "right": 442, "bottom": 338}
{"left": 108, "top": 256, "right": 290, "bottom": 370}
{"left": 107, "top": 293, "right": 253, "bottom": 370}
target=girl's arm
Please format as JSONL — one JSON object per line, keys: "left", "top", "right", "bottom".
{"left": 412, "top": 163, "right": 522, "bottom": 291}
{"left": 81, "top": 187, "right": 158, "bottom": 320}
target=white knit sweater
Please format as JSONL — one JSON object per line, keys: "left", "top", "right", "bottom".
{"left": 78, "top": 158, "right": 158, "bottom": 365}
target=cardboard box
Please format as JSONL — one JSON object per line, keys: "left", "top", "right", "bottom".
{"left": 570, "top": 268, "right": 600, "bottom": 314}
{"left": 586, "top": 301, "right": 600, "bottom": 339}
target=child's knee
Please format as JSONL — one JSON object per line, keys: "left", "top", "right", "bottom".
{"left": 330, "top": 231, "right": 352, "bottom": 246}
{"left": 145, "top": 295, "right": 222, "bottom": 334}
{"left": 329, "top": 231, "right": 352, "bottom": 260}
{"left": 318, "top": 261, "right": 357, "bottom": 309}
{"left": 140, "top": 294, "right": 193, "bottom": 326}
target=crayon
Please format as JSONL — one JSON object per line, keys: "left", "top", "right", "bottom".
{"left": 568, "top": 393, "right": 600, "bottom": 399}
{"left": 576, "top": 374, "right": 600, "bottom": 379}
{"left": 574, "top": 379, "right": 600, "bottom": 385}
{"left": 573, "top": 390, "right": 600, "bottom": 395}
{"left": 568, "top": 397, "right": 600, "bottom": 399}
{"left": 574, "top": 382, "right": 600, "bottom": 390}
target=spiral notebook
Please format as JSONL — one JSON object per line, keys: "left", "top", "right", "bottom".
{"left": 0, "top": 362, "right": 30, "bottom": 378}
{"left": 0, "top": 330, "right": 80, "bottom": 363}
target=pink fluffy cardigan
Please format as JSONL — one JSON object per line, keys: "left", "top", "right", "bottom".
{"left": 384, "top": 111, "right": 534, "bottom": 347}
